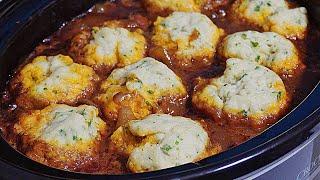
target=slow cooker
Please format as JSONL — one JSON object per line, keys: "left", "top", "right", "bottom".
{"left": 0, "top": 0, "right": 319, "bottom": 179}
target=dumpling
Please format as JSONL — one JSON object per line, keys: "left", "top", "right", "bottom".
{"left": 218, "top": 31, "right": 300, "bottom": 75}
{"left": 192, "top": 58, "right": 289, "bottom": 128}
{"left": 151, "top": 12, "right": 224, "bottom": 69}
{"left": 110, "top": 114, "right": 220, "bottom": 172}
{"left": 15, "top": 54, "right": 98, "bottom": 108}
{"left": 95, "top": 57, "right": 187, "bottom": 125}
{"left": 14, "top": 104, "right": 107, "bottom": 170}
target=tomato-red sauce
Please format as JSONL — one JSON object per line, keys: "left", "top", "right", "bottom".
{"left": 0, "top": 0, "right": 320, "bottom": 174}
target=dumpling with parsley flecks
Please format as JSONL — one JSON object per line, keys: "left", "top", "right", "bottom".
{"left": 192, "top": 58, "right": 289, "bottom": 128}
{"left": 266, "top": 7, "right": 308, "bottom": 39}
{"left": 95, "top": 57, "right": 187, "bottom": 126}
{"left": 14, "top": 104, "right": 107, "bottom": 171}
{"left": 110, "top": 114, "right": 221, "bottom": 173}
{"left": 14, "top": 54, "right": 98, "bottom": 109}
{"left": 151, "top": 12, "right": 224, "bottom": 70}
{"left": 69, "top": 20, "right": 146, "bottom": 72}
{"left": 232, "top": 0, "right": 308, "bottom": 39}
{"left": 218, "top": 31, "right": 301, "bottom": 75}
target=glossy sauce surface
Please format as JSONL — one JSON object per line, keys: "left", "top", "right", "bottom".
{"left": 0, "top": 0, "right": 320, "bottom": 174}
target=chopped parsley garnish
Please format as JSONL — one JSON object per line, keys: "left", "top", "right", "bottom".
{"left": 241, "top": 110, "right": 248, "bottom": 117}
{"left": 53, "top": 112, "right": 64, "bottom": 119}
{"left": 251, "top": 41, "right": 259, "bottom": 47}
{"left": 147, "top": 90, "right": 154, "bottom": 94}
{"left": 161, "top": 144, "right": 172, "bottom": 152}
{"left": 79, "top": 109, "right": 86, "bottom": 116}
{"left": 92, "top": 29, "right": 98, "bottom": 33}
{"left": 43, "top": 87, "right": 48, "bottom": 90}
{"left": 255, "top": 55, "right": 261, "bottom": 62}
{"left": 87, "top": 119, "right": 93, "bottom": 127}
{"left": 255, "top": 66, "right": 260, "bottom": 70}
{"left": 254, "top": 5, "right": 261, "bottom": 12}
{"left": 73, "top": 135, "right": 82, "bottom": 141}
{"left": 267, "top": 2, "right": 271, "bottom": 6}
{"left": 273, "top": 91, "right": 282, "bottom": 101}
{"left": 239, "top": 73, "right": 248, "bottom": 80}
{"left": 59, "top": 129, "right": 67, "bottom": 136}
{"left": 145, "top": 100, "right": 152, "bottom": 106}
{"left": 175, "top": 140, "right": 180, "bottom": 145}
{"left": 174, "top": 136, "right": 183, "bottom": 145}
{"left": 241, "top": 33, "right": 247, "bottom": 39}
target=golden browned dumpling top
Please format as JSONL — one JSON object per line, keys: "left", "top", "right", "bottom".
{"left": 193, "top": 58, "right": 288, "bottom": 127}
{"left": 111, "top": 114, "right": 220, "bottom": 173}
{"left": 14, "top": 104, "right": 107, "bottom": 169}
{"left": 96, "top": 57, "right": 187, "bottom": 123}
{"left": 70, "top": 20, "right": 146, "bottom": 70}
{"left": 232, "top": 0, "right": 308, "bottom": 39}
{"left": 16, "top": 54, "right": 97, "bottom": 108}
{"left": 151, "top": 11, "right": 223, "bottom": 68}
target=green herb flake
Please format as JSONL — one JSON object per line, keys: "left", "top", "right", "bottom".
{"left": 267, "top": 2, "right": 271, "bottom": 6}
{"left": 145, "top": 100, "right": 152, "bottom": 106}
{"left": 147, "top": 90, "right": 154, "bottom": 94}
{"left": 239, "top": 73, "right": 248, "bottom": 80}
{"left": 161, "top": 144, "right": 172, "bottom": 152}
{"left": 59, "top": 129, "right": 67, "bottom": 136}
{"left": 254, "top": 5, "right": 261, "bottom": 12}
{"left": 79, "top": 109, "right": 86, "bottom": 116}
{"left": 92, "top": 28, "right": 98, "bottom": 33}
{"left": 43, "top": 87, "right": 48, "bottom": 90}
{"left": 255, "top": 55, "right": 261, "bottom": 62}
{"left": 241, "top": 110, "right": 248, "bottom": 117}
{"left": 53, "top": 112, "right": 63, "bottom": 119}
{"left": 87, "top": 119, "right": 93, "bottom": 127}
{"left": 241, "top": 33, "right": 247, "bottom": 39}
{"left": 273, "top": 91, "right": 282, "bottom": 101}
{"left": 251, "top": 41, "right": 259, "bottom": 47}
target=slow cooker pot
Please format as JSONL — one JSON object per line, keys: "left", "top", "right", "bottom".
{"left": 0, "top": 0, "right": 319, "bottom": 179}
